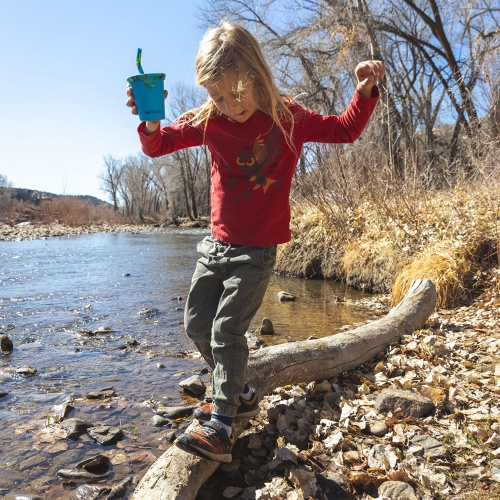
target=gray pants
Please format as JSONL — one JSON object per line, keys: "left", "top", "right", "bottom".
{"left": 184, "top": 235, "right": 277, "bottom": 417}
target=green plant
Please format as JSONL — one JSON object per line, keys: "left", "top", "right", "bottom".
{"left": 129, "top": 421, "right": 138, "bottom": 436}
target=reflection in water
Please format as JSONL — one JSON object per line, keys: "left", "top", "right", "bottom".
{"left": 254, "top": 274, "right": 378, "bottom": 345}
{"left": 0, "top": 230, "right": 377, "bottom": 497}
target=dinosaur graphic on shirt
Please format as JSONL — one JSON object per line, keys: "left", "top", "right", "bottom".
{"left": 235, "top": 129, "right": 282, "bottom": 194}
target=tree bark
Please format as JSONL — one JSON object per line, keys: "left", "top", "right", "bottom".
{"left": 132, "top": 279, "right": 436, "bottom": 500}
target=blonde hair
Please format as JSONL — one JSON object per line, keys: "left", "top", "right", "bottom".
{"left": 183, "top": 21, "right": 296, "bottom": 152}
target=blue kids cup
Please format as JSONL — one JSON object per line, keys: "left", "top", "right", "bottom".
{"left": 126, "top": 73, "right": 166, "bottom": 121}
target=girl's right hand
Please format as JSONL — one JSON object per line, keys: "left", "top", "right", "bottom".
{"left": 125, "top": 84, "right": 139, "bottom": 115}
{"left": 126, "top": 85, "right": 169, "bottom": 133}
{"left": 125, "top": 85, "right": 169, "bottom": 114}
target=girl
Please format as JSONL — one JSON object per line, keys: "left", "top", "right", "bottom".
{"left": 126, "top": 20, "right": 385, "bottom": 463}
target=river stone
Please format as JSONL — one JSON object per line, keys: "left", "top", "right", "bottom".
{"left": 0, "top": 388, "right": 8, "bottom": 399}
{"left": 0, "top": 334, "right": 13, "bottom": 352}
{"left": 16, "top": 366, "right": 37, "bottom": 376}
{"left": 277, "top": 291, "right": 295, "bottom": 302}
{"left": 260, "top": 317, "right": 274, "bottom": 335}
{"left": 17, "top": 453, "right": 50, "bottom": 472}
{"left": 375, "top": 388, "right": 435, "bottom": 418}
{"left": 314, "top": 380, "right": 332, "bottom": 393}
{"left": 152, "top": 415, "right": 170, "bottom": 427}
{"left": 164, "top": 429, "right": 178, "bottom": 443}
{"left": 179, "top": 375, "right": 206, "bottom": 396}
{"left": 76, "top": 454, "right": 110, "bottom": 470}
{"left": 490, "top": 459, "right": 500, "bottom": 478}
{"left": 74, "top": 485, "right": 111, "bottom": 498}
{"left": 85, "top": 389, "right": 116, "bottom": 399}
{"left": 378, "top": 481, "right": 418, "bottom": 500}
{"left": 60, "top": 418, "right": 94, "bottom": 440}
{"left": 409, "top": 434, "right": 449, "bottom": 459}
{"left": 57, "top": 468, "right": 111, "bottom": 480}
{"left": 87, "top": 425, "right": 124, "bottom": 446}
{"left": 51, "top": 403, "right": 74, "bottom": 422}
{"left": 94, "top": 326, "right": 116, "bottom": 333}
{"left": 155, "top": 404, "right": 197, "bottom": 419}
{"left": 3, "top": 493, "right": 43, "bottom": 500}
{"left": 107, "top": 476, "right": 134, "bottom": 498}
{"left": 366, "top": 420, "right": 389, "bottom": 436}
{"left": 75, "top": 328, "right": 95, "bottom": 336}
{"left": 138, "top": 308, "right": 160, "bottom": 316}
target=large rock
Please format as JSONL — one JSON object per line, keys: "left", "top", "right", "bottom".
{"left": 378, "top": 481, "right": 418, "bottom": 500}
{"left": 0, "top": 334, "right": 13, "bottom": 352}
{"left": 375, "top": 388, "right": 435, "bottom": 418}
{"left": 260, "top": 317, "right": 274, "bottom": 335}
{"left": 60, "top": 418, "right": 94, "bottom": 440}
{"left": 409, "top": 434, "right": 449, "bottom": 459}
{"left": 179, "top": 375, "right": 206, "bottom": 397}
{"left": 87, "top": 426, "right": 124, "bottom": 446}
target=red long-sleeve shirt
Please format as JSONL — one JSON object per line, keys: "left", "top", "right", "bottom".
{"left": 138, "top": 88, "right": 379, "bottom": 246}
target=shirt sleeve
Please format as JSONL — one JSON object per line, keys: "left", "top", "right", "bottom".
{"left": 138, "top": 118, "right": 204, "bottom": 158}
{"left": 295, "top": 87, "right": 379, "bottom": 145}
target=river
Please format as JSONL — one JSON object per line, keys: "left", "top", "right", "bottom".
{"left": 0, "top": 229, "right": 379, "bottom": 498}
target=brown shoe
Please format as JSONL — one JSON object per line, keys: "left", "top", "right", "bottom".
{"left": 193, "top": 392, "right": 260, "bottom": 421}
{"left": 175, "top": 420, "right": 234, "bottom": 462}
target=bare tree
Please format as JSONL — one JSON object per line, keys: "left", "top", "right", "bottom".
{"left": 200, "top": 0, "right": 499, "bottom": 179}
{"left": 99, "top": 155, "right": 122, "bottom": 211}
{"left": 366, "top": 0, "right": 500, "bottom": 164}
{"left": 166, "top": 83, "right": 211, "bottom": 220}
{"left": 0, "top": 174, "right": 13, "bottom": 212}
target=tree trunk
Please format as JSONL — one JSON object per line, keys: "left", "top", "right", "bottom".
{"left": 132, "top": 279, "right": 436, "bottom": 500}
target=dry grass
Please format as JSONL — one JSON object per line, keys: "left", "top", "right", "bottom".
{"left": 276, "top": 205, "right": 342, "bottom": 278}
{"left": 278, "top": 182, "right": 499, "bottom": 308}
{"left": 391, "top": 242, "right": 471, "bottom": 308}
{"left": 342, "top": 239, "right": 405, "bottom": 293}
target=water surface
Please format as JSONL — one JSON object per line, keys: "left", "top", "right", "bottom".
{"left": 0, "top": 230, "right": 378, "bottom": 497}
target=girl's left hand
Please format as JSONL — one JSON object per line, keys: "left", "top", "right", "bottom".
{"left": 355, "top": 60, "right": 386, "bottom": 97}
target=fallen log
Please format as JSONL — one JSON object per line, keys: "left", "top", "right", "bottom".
{"left": 132, "top": 279, "right": 436, "bottom": 500}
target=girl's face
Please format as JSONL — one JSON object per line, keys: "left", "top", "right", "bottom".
{"left": 205, "top": 75, "right": 257, "bottom": 123}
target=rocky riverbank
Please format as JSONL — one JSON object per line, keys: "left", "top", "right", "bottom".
{"left": 0, "top": 220, "right": 209, "bottom": 242}
{"left": 2, "top": 220, "right": 499, "bottom": 499}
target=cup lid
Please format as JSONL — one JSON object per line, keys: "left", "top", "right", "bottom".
{"left": 126, "top": 73, "right": 166, "bottom": 84}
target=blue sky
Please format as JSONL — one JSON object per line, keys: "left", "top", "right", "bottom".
{"left": 0, "top": 0, "right": 206, "bottom": 200}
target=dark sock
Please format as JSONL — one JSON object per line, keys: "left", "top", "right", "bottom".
{"left": 211, "top": 413, "right": 233, "bottom": 437}
{"left": 211, "top": 413, "right": 233, "bottom": 428}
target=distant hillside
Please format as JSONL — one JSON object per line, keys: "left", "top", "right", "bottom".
{"left": 7, "top": 188, "right": 112, "bottom": 208}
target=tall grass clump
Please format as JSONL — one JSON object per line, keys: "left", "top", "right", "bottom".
{"left": 391, "top": 242, "right": 471, "bottom": 308}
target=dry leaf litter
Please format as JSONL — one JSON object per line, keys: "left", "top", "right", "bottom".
{"left": 199, "top": 268, "right": 500, "bottom": 500}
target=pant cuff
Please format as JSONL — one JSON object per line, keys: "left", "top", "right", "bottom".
{"left": 212, "top": 400, "right": 238, "bottom": 418}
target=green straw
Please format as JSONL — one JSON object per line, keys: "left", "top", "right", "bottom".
{"left": 136, "top": 48, "right": 144, "bottom": 74}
